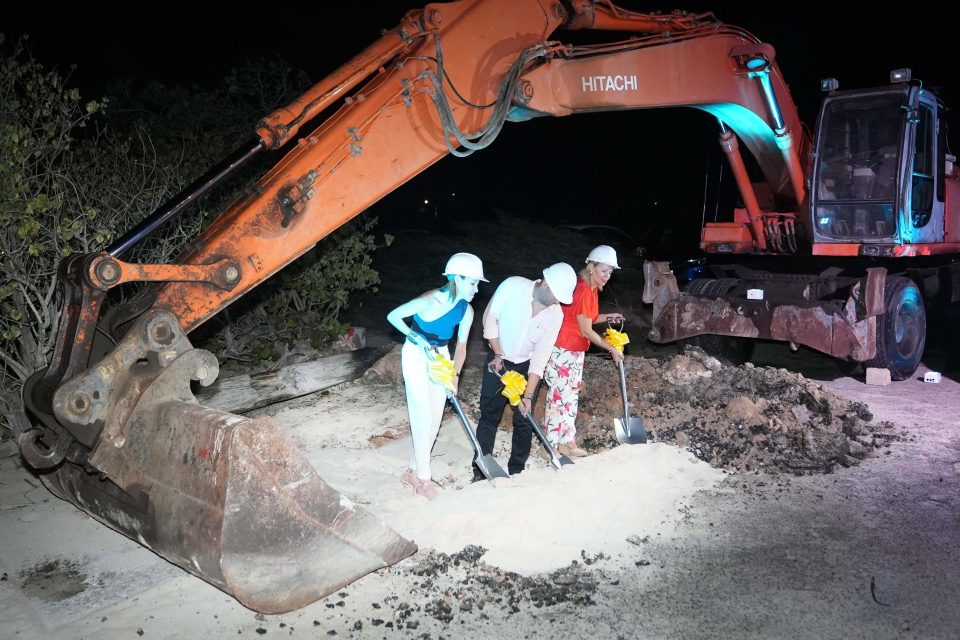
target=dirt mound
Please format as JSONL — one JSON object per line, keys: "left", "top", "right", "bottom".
{"left": 571, "top": 347, "right": 898, "bottom": 474}
{"left": 317, "top": 546, "right": 603, "bottom": 632}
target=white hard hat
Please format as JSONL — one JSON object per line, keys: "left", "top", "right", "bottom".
{"left": 542, "top": 263, "right": 577, "bottom": 304}
{"left": 585, "top": 245, "right": 620, "bottom": 269}
{"left": 443, "top": 252, "right": 488, "bottom": 281}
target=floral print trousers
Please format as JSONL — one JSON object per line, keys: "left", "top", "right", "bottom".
{"left": 543, "top": 346, "right": 585, "bottom": 445}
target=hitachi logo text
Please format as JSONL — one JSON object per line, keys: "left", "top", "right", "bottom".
{"left": 581, "top": 75, "right": 638, "bottom": 92}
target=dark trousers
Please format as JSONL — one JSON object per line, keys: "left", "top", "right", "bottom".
{"left": 475, "top": 351, "right": 532, "bottom": 475}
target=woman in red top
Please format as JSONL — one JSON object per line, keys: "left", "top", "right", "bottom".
{"left": 542, "top": 245, "right": 624, "bottom": 457}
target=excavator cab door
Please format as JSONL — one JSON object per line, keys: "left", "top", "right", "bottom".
{"left": 902, "top": 91, "right": 945, "bottom": 243}
{"left": 811, "top": 87, "right": 907, "bottom": 245}
{"left": 811, "top": 84, "right": 949, "bottom": 247}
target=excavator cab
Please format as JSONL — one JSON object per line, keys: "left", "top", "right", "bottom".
{"left": 811, "top": 72, "right": 950, "bottom": 252}
{"left": 812, "top": 88, "right": 905, "bottom": 242}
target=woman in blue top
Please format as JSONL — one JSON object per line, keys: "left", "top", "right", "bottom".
{"left": 387, "top": 253, "right": 487, "bottom": 500}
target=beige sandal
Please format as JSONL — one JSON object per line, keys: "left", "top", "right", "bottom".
{"left": 414, "top": 479, "right": 441, "bottom": 500}
{"left": 558, "top": 443, "right": 589, "bottom": 458}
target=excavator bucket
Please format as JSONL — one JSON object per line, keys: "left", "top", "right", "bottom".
{"left": 34, "top": 310, "right": 416, "bottom": 614}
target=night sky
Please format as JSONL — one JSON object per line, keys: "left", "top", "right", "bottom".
{"left": 6, "top": 2, "right": 954, "bottom": 249}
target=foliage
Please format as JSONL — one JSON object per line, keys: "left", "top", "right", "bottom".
{"left": 0, "top": 36, "right": 212, "bottom": 436}
{"left": 0, "top": 36, "right": 383, "bottom": 439}
{"left": 104, "top": 56, "right": 312, "bottom": 193}
{"left": 199, "top": 217, "right": 387, "bottom": 365}
{"left": 0, "top": 36, "right": 103, "bottom": 433}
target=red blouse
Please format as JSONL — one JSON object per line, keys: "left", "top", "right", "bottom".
{"left": 555, "top": 277, "right": 597, "bottom": 352}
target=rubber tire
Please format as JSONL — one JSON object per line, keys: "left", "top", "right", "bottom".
{"left": 862, "top": 276, "right": 926, "bottom": 381}
{"left": 682, "top": 278, "right": 755, "bottom": 366}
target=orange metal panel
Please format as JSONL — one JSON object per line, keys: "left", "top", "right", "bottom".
{"left": 945, "top": 174, "right": 960, "bottom": 242}
{"left": 812, "top": 244, "right": 862, "bottom": 256}
{"left": 521, "top": 32, "right": 808, "bottom": 204}
{"left": 813, "top": 242, "right": 960, "bottom": 257}
{"left": 702, "top": 222, "right": 753, "bottom": 243}
{"left": 895, "top": 243, "right": 960, "bottom": 256}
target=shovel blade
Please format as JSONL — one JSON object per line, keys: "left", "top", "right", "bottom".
{"left": 614, "top": 416, "right": 648, "bottom": 445}
{"left": 447, "top": 395, "right": 509, "bottom": 481}
{"left": 476, "top": 454, "right": 510, "bottom": 480}
{"left": 549, "top": 452, "right": 575, "bottom": 471}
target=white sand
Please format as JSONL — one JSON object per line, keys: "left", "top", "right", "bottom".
{"left": 267, "top": 381, "right": 725, "bottom": 573}
{"left": 376, "top": 443, "right": 723, "bottom": 572}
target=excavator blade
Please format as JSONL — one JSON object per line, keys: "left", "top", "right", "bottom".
{"left": 39, "top": 310, "right": 416, "bottom": 613}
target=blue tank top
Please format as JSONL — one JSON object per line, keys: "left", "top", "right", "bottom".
{"left": 411, "top": 299, "right": 468, "bottom": 346}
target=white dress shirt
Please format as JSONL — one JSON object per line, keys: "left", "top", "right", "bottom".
{"left": 482, "top": 277, "right": 563, "bottom": 377}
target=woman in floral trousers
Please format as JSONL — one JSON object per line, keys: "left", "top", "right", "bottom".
{"left": 542, "top": 245, "right": 624, "bottom": 457}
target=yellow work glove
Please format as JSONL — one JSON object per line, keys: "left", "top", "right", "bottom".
{"left": 499, "top": 370, "right": 527, "bottom": 406}
{"left": 427, "top": 352, "right": 457, "bottom": 394}
{"left": 603, "top": 327, "right": 630, "bottom": 353}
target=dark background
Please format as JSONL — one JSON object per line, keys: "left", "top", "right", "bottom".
{"left": 6, "top": 1, "right": 954, "bottom": 251}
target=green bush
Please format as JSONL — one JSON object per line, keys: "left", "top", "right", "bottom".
{"left": 1, "top": 37, "right": 113, "bottom": 434}
{"left": 0, "top": 37, "right": 383, "bottom": 438}
{"left": 198, "top": 217, "right": 388, "bottom": 365}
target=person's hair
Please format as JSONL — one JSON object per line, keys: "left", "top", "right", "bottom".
{"left": 442, "top": 276, "right": 460, "bottom": 300}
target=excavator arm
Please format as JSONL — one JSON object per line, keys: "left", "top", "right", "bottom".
{"left": 20, "top": 0, "right": 809, "bottom": 613}
{"left": 514, "top": 15, "right": 809, "bottom": 254}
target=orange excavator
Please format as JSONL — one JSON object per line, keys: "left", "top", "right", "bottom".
{"left": 19, "top": 0, "right": 960, "bottom": 614}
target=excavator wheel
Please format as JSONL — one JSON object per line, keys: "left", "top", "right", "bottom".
{"left": 682, "top": 278, "right": 755, "bottom": 366}
{"left": 862, "top": 276, "right": 926, "bottom": 380}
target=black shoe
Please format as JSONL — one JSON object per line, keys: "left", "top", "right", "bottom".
{"left": 471, "top": 471, "right": 485, "bottom": 483}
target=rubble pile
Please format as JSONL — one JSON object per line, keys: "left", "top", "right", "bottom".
{"left": 324, "top": 546, "right": 601, "bottom": 632}
{"left": 572, "top": 347, "right": 898, "bottom": 474}
{"left": 410, "top": 546, "right": 599, "bottom": 614}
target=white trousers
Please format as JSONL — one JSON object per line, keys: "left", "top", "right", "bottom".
{"left": 401, "top": 341, "right": 450, "bottom": 480}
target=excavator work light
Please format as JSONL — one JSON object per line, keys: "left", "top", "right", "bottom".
{"left": 890, "top": 68, "right": 912, "bottom": 83}
{"left": 820, "top": 78, "right": 839, "bottom": 92}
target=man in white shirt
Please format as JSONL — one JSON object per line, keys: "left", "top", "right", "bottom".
{"left": 474, "top": 263, "right": 577, "bottom": 478}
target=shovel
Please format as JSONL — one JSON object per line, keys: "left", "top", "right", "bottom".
{"left": 447, "top": 393, "right": 509, "bottom": 481}
{"left": 525, "top": 412, "right": 574, "bottom": 471}
{"left": 614, "top": 358, "right": 648, "bottom": 444}
{"left": 496, "top": 371, "right": 571, "bottom": 471}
